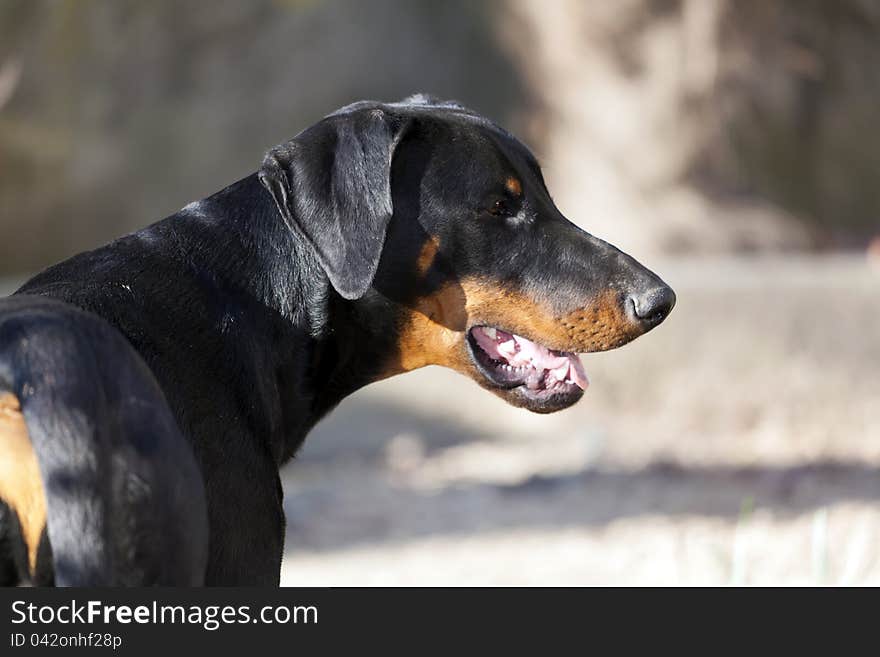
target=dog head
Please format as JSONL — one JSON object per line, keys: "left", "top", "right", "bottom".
{"left": 260, "top": 95, "right": 675, "bottom": 413}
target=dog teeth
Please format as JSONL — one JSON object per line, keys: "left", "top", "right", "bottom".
{"left": 498, "top": 363, "right": 542, "bottom": 375}
{"left": 483, "top": 327, "right": 497, "bottom": 340}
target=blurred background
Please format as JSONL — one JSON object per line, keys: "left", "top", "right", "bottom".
{"left": 1, "top": 0, "right": 878, "bottom": 585}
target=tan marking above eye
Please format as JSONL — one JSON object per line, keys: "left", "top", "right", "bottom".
{"left": 415, "top": 237, "right": 440, "bottom": 278}
{"left": 0, "top": 392, "right": 47, "bottom": 576}
{"left": 504, "top": 177, "right": 522, "bottom": 197}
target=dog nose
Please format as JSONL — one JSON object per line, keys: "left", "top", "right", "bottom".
{"left": 628, "top": 285, "right": 676, "bottom": 328}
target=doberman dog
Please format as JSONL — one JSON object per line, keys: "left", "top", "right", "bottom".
{"left": 0, "top": 95, "right": 674, "bottom": 586}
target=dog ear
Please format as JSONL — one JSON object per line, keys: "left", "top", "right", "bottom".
{"left": 259, "top": 108, "right": 411, "bottom": 300}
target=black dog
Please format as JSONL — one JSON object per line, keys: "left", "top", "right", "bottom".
{"left": 0, "top": 95, "right": 674, "bottom": 586}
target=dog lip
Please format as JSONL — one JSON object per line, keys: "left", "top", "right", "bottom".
{"left": 465, "top": 324, "right": 589, "bottom": 393}
{"left": 468, "top": 323, "right": 579, "bottom": 356}
{"left": 466, "top": 330, "right": 523, "bottom": 390}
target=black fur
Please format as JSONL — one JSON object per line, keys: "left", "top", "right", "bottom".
{"left": 0, "top": 296, "right": 208, "bottom": 585}
{"left": 0, "top": 96, "right": 674, "bottom": 585}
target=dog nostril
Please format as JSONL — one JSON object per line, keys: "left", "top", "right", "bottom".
{"left": 629, "top": 285, "right": 676, "bottom": 326}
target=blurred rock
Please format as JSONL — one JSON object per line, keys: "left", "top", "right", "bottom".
{"left": 0, "top": 0, "right": 529, "bottom": 273}
{"left": 501, "top": 0, "right": 880, "bottom": 255}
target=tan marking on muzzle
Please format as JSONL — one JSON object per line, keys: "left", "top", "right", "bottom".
{"left": 384, "top": 277, "right": 637, "bottom": 377}
{"left": 0, "top": 392, "right": 47, "bottom": 575}
{"left": 558, "top": 289, "right": 644, "bottom": 352}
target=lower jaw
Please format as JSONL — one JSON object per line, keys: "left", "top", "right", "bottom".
{"left": 465, "top": 333, "right": 584, "bottom": 413}
{"left": 502, "top": 383, "right": 584, "bottom": 414}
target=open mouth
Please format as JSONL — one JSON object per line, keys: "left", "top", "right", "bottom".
{"left": 466, "top": 326, "right": 588, "bottom": 403}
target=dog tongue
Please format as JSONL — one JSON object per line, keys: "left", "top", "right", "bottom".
{"left": 472, "top": 327, "right": 589, "bottom": 390}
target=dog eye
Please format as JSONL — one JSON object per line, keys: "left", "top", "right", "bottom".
{"left": 488, "top": 199, "right": 510, "bottom": 217}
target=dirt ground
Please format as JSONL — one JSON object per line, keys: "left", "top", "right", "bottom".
{"left": 4, "top": 255, "right": 878, "bottom": 585}
{"left": 280, "top": 255, "right": 880, "bottom": 585}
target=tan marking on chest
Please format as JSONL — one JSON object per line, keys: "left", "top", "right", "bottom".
{"left": 0, "top": 392, "right": 47, "bottom": 574}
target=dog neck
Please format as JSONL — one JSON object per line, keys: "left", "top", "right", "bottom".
{"left": 168, "top": 175, "right": 326, "bottom": 331}
{"left": 169, "top": 178, "right": 428, "bottom": 435}
{"left": 163, "top": 174, "right": 404, "bottom": 457}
